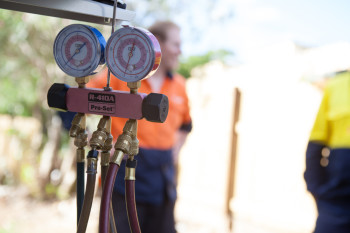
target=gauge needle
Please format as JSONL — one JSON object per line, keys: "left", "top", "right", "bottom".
{"left": 125, "top": 42, "right": 135, "bottom": 74}
{"left": 64, "top": 42, "right": 87, "bottom": 66}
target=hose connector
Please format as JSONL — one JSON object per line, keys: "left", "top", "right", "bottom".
{"left": 74, "top": 130, "right": 88, "bottom": 148}
{"left": 114, "top": 119, "right": 137, "bottom": 154}
{"left": 129, "top": 135, "right": 139, "bottom": 157}
{"left": 75, "top": 76, "right": 91, "bottom": 88}
{"left": 89, "top": 116, "right": 111, "bottom": 149}
{"left": 125, "top": 159, "right": 137, "bottom": 181}
{"left": 127, "top": 81, "right": 141, "bottom": 94}
{"left": 114, "top": 133, "right": 132, "bottom": 153}
{"left": 90, "top": 130, "right": 108, "bottom": 149}
{"left": 100, "top": 133, "right": 113, "bottom": 167}
{"left": 101, "top": 133, "right": 113, "bottom": 153}
{"left": 76, "top": 148, "right": 85, "bottom": 163}
{"left": 100, "top": 152, "right": 110, "bottom": 167}
{"left": 110, "top": 149, "right": 124, "bottom": 166}
{"left": 70, "top": 113, "right": 86, "bottom": 137}
{"left": 86, "top": 149, "right": 98, "bottom": 174}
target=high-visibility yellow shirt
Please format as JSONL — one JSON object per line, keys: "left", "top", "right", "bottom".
{"left": 310, "top": 72, "right": 350, "bottom": 148}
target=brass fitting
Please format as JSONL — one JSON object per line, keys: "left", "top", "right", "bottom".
{"left": 125, "top": 167, "right": 136, "bottom": 180}
{"left": 127, "top": 81, "right": 141, "bottom": 94}
{"left": 100, "top": 133, "right": 113, "bottom": 167}
{"left": 74, "top": 130, "right": 88, "bottom": 148}
{"left": 125, "top": 159, "right": 137, "bottom": 181}
{"left": 75, "top": 76, "right": 91, "bottom": 88}
{"left": 90, "top": 130, "right": 108, "bottom": 149}
{"left": 110, "top": 150, "right": 124, "bottom": 166}
{"left": 114, "top": 119, "right": 137, "bottom": 154}
{"left": 129, "top": 120, "right": 138, "bottom": 156}
{"left": 89, "top": 116, "right": 112, "bottom": 149}
{"left": 86, "top": 149, "right": 98, "bottom": 174}
{"left": 97, "top": 116, "right": 112, "bottom": 132}
{"left": 123, "top": 119, "right": 137, "bottom": 137}
{"left": 87, "top": 158, "right": 98, "bottom": 174}
{"left": 129, "top": 136, "right": 139, "bottom": 156}
{"left": 114, "top": 133, "right": 132, "bottom": 153}
{"left": 100, "top": 152, "right": 110, "bottom": 167}
{"left": 101, "top": 133, "right": 113, "bottom": 153}
{"left": 70, "top": 113, "right": 86, "bottom": 137}
{"left": 76, "top": 148, "right": 85, "bottom": 163}
{"left": 114, "top": 119, "right": 138, "bottom": 154}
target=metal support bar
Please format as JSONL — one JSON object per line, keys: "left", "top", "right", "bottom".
{"left": 0, "top": 0, "right": 135, "bottom": 25}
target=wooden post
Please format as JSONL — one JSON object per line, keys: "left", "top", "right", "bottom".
{"left": 226, "top": 88, "right": 241, "bottom": 231}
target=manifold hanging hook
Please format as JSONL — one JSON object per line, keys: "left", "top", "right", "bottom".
{"left": 105, "top": 0, "right": 119, "bottom": 90}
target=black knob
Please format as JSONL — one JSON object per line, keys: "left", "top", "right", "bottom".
{"left": 142, "top": 93, "right": 169, "bottom": 123}
{"left": 47, "top": 83, "right": 70, "bottom": 111}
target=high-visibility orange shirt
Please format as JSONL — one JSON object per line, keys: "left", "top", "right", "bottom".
{"left": 87, "top": 68, "right": 192, "bottom": 150}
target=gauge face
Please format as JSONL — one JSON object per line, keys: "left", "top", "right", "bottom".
{"left": 106, "top": 26, "right": 161, "bottom": 82}
{"left": 53, "top": 24, "right": 106, "bottom": 77}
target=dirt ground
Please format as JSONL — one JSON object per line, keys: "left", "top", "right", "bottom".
{"left": 0, "top": 185, "right": 230, "bottom": 233}
{"left": 0, "top": 185, "right": 99, "bottom": 233}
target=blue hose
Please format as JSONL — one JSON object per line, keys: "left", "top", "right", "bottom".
{"left": 77, "top": 161, "right": 85, "bottom": 224}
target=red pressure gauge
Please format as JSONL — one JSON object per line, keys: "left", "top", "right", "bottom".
{"left": 105, "top": 26, "right": 161, "bottom": 82}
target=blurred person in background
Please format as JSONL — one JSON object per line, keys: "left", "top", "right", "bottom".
{"left": 88, "top": 20, "right": 192, "bottom": 233}
{"left": 304, "top": 70, "right": 350, "bottom": 233}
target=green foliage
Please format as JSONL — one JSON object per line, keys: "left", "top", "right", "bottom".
{"left": 0, "top": 10, "right": 64, "bottom": 116}
{"left": 0, "top": 10, "right": 71, "bottom": 199}
{"left": 20, "top": 164, "right": 36, "bottom": 185}
{"left": 0, "top": 225, "right": 16, "bottom": 233}
{"left": 45, "top": 183, "right": 59, "bottom": 199}
{"left": 177, "top": 49, "right": 233, "bottom": 78}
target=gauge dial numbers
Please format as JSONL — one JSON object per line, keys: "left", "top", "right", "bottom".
{"left": 53, "top": 24, "right": 106, "bottom": 77}
{"left": 106, "top": 26, "right": 161, "bottom": 82}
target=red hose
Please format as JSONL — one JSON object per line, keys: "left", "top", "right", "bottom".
{"left": 99, "top": 163, "right": 119, "bottom": 233}
{"left": 101, "top": 165, "right": 117, "bottom": 233}
{"left": 125, "top": 180, "right": 141, "bottom": 233}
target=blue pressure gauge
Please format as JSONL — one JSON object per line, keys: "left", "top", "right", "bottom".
{"left": 53, "top": 24, "right": 106, "bottom": 77}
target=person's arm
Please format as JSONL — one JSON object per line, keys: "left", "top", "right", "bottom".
{"left": 304, "top": 141, "right": 327, "bottom": 198}
{"left": 172, "top": 130, "right": 189, "bottom": 164}
{"left": 172, "top": 79, "right": 192, "bottom": 163}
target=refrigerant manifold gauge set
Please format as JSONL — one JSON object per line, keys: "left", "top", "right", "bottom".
{"left": 53, "top": 24, "right": 161, "bottom": 82}
{"left": 49, "top": 23, "right": 167, "bottom": 122}
{"left": 47, "top": 4, "right": 168, "bottom": 233}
